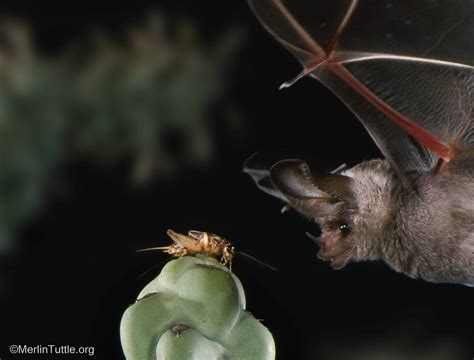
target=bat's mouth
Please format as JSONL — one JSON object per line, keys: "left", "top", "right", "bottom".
{"left": 327, "top": 248, "right": 353, "bottom": 270}
{"left": 318, "top": 242, "right": 352, "bottom": 270}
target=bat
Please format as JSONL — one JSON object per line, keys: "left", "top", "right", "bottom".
{"left": 243, "top": 0, "right": 474, "bottom": 286}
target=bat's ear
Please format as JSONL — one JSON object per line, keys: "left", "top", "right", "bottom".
{"left": 244, "top": 154, "right": 327, "bottom": 202}
{"left": 244, "top": 154, "right": 356, "bottom": 211}
{"left": 269, "top": 159, "right": 334, "bottom": 201}
{"left": 243, "top": 153, "right": 290, "bottom": 202}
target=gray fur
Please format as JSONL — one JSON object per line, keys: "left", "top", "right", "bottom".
{"left": 343, "top": 157, "right": 474, "bottom": 286}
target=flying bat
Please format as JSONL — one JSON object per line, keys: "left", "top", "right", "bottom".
{"left": 244, "top": 0, "right": 474, "bottom": 286}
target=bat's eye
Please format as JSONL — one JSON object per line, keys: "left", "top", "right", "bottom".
{"left": 338, "top": 223, "right": 351, "bottom": 236}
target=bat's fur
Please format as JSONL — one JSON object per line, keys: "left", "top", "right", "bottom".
{"left": 342, "top": 156, "right": 474, "bottom": 286}
{"left": 245, "top": 150, "right": 474, "bottom": 286}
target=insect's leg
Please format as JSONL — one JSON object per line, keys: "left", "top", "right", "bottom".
{"left": 201, "top": 232, "right": 210, "bottom": 248}
{"left": 178, "top": 248, "right": 188, "bottom": 258}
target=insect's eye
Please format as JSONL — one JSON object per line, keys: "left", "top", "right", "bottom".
{"left": 338, "top": 223, "right": 351, "bottom": 236}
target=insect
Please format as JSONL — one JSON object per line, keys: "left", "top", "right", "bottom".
{"left": 244, "top": 0, "right": 474, "bottom": 286}
{"left": 139, "top": 229, "right": 235, "bottom": 267}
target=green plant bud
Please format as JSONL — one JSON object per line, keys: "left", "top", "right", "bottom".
{"left": 121, "top": 256, "right": 275, "bottom": 360}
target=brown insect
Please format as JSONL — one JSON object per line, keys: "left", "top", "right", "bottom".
{"left": 139, "top": 229, "right": 236, "bottom": 267}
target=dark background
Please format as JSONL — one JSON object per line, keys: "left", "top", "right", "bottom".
{"left": 0, "top": 0, "right": 472, "bottom": 359}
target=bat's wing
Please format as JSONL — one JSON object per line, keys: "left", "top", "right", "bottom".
{"left": 249, "top": 0, "right": 474, "bottom": 187}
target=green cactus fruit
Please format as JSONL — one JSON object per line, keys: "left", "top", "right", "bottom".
{"left": 120, "top": 255, "right": 276, "bottom": 360}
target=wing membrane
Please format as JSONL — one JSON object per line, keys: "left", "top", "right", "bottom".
{"left": 249, "top": 0, "right": 474, "bottom": 186}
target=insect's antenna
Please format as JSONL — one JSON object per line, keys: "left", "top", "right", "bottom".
{"left": 136, "top": 246, "right": 170, "bottom": 252}
{"left": 136, "top": 256, "right": 172, "bottom": 280}
{"left": 237, "top": 251, "right": 277, "bottom": 271}
{"left": 136, "top": 246, "right": 172, "bottom": 279}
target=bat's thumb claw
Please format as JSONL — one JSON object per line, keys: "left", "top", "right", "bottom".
{"left": 280, "top": 62, "right": 321, "bottom": 90}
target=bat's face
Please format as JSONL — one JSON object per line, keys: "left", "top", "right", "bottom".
{"left": 245, "top": 156, "right": 397, "bottom": 269}
{"left": 292, "top": 189, "right": 364, "bottom": 270}
{"left": 309, "top": 216, "right": 355, "bottom": 270}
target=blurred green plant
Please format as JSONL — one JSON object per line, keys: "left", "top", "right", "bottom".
{"left": 0, "top": 14, "right": 240, "bottom": 253}
{"left": 121, "top": 255, "right": 276, "bottom": 360}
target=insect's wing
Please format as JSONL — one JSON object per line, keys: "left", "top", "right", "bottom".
{"left": 249, "top": 0, "right": 474, "bottom": 186}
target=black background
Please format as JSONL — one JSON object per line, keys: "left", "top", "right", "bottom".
{"left": 0, "top": 0, "right": 472, "bottom": 359}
